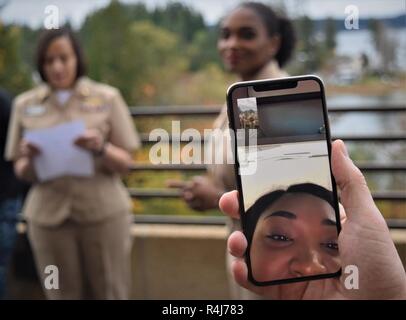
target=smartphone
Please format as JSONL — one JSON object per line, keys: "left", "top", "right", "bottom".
{"left": 226, "top": 75, "right": 341, "bottom": 286}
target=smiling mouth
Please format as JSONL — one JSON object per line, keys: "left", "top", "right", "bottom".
{"left": 225, "top": 54, "right": 241, "bottom": 65}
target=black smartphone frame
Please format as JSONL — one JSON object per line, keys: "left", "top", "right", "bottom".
{"left": 226, "top": 75, "right": 342, "bottom": 286}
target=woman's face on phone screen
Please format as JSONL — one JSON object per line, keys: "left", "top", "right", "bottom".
{"left": 250, "top": 192, "right": 341, "bottom": 283}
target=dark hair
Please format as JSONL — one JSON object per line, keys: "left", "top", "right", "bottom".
{"left": 244, "top": 183, "right": 334, "bottom": 244}
{"left": 238, "top": 2, "right": 296, "bottom": 67}
{"left": 36, "top": 28, "right": 86, "bottom": 83}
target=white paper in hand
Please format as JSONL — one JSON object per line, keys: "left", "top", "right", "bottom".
{"left": 24, "top": 120, "right": 94, "bottom": 182}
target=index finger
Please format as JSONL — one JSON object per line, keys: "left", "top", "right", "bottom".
{"left": 166, "top": 179, "right": 187, "bottom": 189}
{"left": 74, "top": 135, "right": 86, "bottom": 144}
{"left": 23, "top": 140, "right": 40, "bottom": 151}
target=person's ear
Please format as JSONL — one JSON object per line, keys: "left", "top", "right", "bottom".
{"left": 267, "top": 35, "right": 281, "bottom": 58}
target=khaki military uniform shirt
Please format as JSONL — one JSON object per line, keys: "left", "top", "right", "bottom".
{"left": 5, "top": 77, "right": 141, "bottom": 226}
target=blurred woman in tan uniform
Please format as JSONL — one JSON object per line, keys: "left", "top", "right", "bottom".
{"left": 168, "top": 2, "right": 296, "bottom": 298}
{"left": 4, "top": 28, "right": 141, "bottom": 299}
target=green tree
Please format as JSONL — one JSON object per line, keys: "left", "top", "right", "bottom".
{"left": 294, "top": 16, "right": 319, "bottom": 72}
{"left": 293, "top": 16, "right": 334, "bottom": 73}
{"left": 0, "top": 22, "right": 32, "bottom": 95}
{"left": 81, "top": 1, "right": 187, "bottom": 105}
{"left": 151, "top": 2, "right": 205, "bottom": 43}
{"left": 125, "top": 20, "right": 188, "bottom": 105}
{"left": 188, "top": 25, "right": 222, "bottom": 71}
{"left": 324, "top": 17, "right": 336, "bottom": 51}
{"left": 369, "top": 19, "right": 396, "bottom": 74}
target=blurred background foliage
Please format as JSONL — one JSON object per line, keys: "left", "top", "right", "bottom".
{"left": 1, "top": 1, "right": 232, "bottom": 103}
{"left": 2, "top": 0, "right": 405, "bottom": 102}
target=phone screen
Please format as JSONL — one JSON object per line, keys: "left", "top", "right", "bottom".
{"left": 227, "top": 76, "right": 341, "bottom": 286}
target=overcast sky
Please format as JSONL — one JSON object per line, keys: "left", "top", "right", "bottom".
{"left": 1, "top": 0, "right": 405, "bottom": 28}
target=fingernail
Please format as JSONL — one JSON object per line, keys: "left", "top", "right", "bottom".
{"left": 341, "top": 141, "right": 349, "bottom": 158}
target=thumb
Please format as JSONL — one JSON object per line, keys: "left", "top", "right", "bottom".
{"left": 331, "top": 140, "right": 379, "bottom": 221}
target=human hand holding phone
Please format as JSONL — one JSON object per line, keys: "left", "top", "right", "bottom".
{"left": 220, "top": 140, "right": 406, "bottom": 300}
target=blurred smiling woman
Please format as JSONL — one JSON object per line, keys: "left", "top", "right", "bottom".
{"left": 5, "top": 28, "right": 141, "bottom": 299}
{"left": 168, "top": 2, "right": 297, "bottom": 299}
{"left": 217, "top": 1, "right": 295, "bottom": 81}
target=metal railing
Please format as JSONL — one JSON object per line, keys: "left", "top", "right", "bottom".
{"left": 129, "top": 103, "right": 406, "bottom": 228}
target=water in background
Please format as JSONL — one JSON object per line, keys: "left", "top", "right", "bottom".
{"left": 327, "top": 93, "right": 405, "bottom": 194}
{"left": 336, "top": 28, "right": 406, "bottom": 71}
